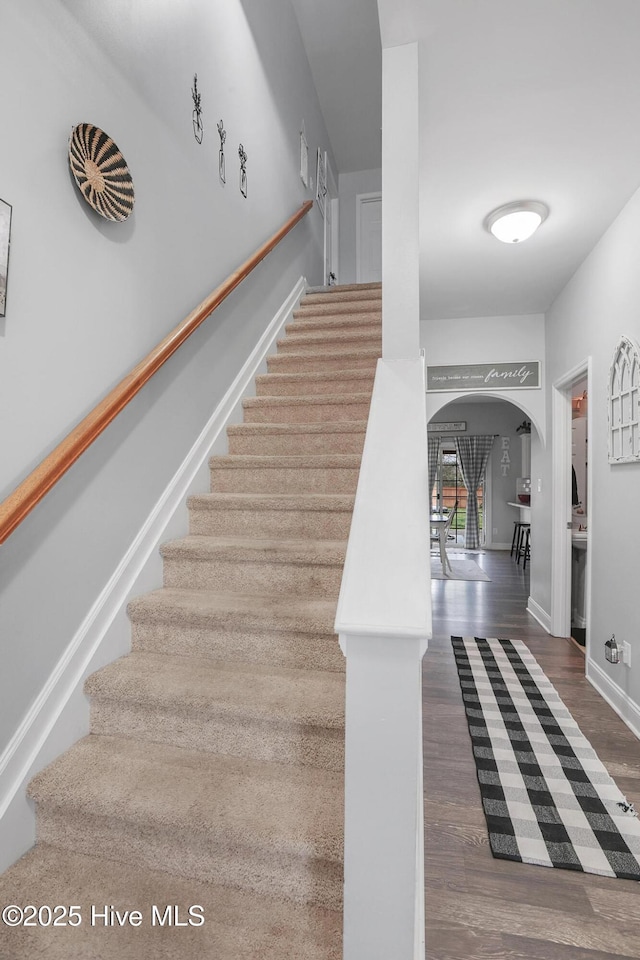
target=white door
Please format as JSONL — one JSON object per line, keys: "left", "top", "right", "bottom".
{"left": 356, "top": 193, "right": 382, "bottom": 283}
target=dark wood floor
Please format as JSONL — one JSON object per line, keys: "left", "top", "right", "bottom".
{"left": 424, "top": 549, "right": 640, "bottom": 960}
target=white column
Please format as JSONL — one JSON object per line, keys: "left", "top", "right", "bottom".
{"left": 381, "top": 42, "right": 420, "bottom": 360}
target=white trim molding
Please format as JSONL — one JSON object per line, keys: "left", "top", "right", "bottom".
{"left": 587, "top": 658, "right": 640, "bottom": 742}
{"left": 527, "top": 596, "right": 552, "bottom": 634}
{"left": 550, "top": 358, "right": 592, "bottom": 640}
{"left": 0, "top": 277, "right": 306, "bottom": 872}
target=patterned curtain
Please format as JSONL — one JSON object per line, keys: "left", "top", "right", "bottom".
{"left": 428, "top": 435, "right": 440, "bottom": 510}
{"left": 455, "top": 435, "right": 495, "bottom": 549}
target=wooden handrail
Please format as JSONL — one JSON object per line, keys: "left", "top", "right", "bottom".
{"left": 0, "top": 200, "right": 313, "bottom": 544}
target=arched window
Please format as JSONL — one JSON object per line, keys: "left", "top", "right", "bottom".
{"left": 609, "top": 335, "right": 640, "bottom": 463}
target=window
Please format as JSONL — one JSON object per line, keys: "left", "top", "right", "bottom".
{"left": 432, "top": 444, "right": 484, "bottom": 544}
{"left": 609, "top": 335, "right": 640, "bottom": 463}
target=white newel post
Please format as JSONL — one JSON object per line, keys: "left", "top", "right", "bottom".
{"left": 336, "top": 360, "right": 430, "bottom": 960}
{"left": 339, "top": 630, "right": 427, "bottom": 960}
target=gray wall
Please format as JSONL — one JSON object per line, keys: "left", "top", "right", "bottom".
{"left": 544, "top": 181, "right": 640, "bottom": 723}
{"left": 0, "top": 0, "right": 331, "bottom": 764}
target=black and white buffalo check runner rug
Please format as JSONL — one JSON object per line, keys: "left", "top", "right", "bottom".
{"left": 452, "top": 636, "right": 640, "bottom": 880}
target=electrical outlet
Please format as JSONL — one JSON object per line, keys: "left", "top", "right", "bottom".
{"left": 493, "top": 527, "right": 498, "bottom": 535}
{"left": 622, "top": 641, "right": 631, "bottom": 667}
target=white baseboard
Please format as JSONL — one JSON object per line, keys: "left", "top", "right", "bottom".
{"left": 0, "top": 277, "right": 306, "bottom": 873}
{"left": 527, "top": 596, "right": 552, "bottom": 634}
{"left": 586, "top": 658, "right": 640, "bottom": 742}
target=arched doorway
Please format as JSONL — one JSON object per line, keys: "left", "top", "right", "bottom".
{"left": 427, "top": 393, "right": 546, "bottom": 640}
{"left": 428, "top": 394, "right": 540, "bottom": 553}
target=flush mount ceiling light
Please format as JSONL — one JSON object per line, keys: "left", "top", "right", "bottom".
{"left": 485, "top": 200, "right": 549, "bottom": 244}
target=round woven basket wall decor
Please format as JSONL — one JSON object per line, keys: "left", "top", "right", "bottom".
{"left": 69, "top": 123, "right": 135, "bottom": 221}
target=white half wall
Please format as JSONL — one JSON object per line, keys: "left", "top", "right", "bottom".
{"left": 336, "top": 358, "right": 430, "bottom": 960}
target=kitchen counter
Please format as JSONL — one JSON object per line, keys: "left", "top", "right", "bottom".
{"left": 508, "top": 500, "right": 531, "bottom": 522}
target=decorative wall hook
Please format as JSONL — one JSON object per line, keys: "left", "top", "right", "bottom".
{"left": 238, "top": 143, "right": 247, "bottom": 198}
{"left": 0, "top": 197, "right": 12, "bottom": 318}
{"left": 217, "top": 120, "right": 226, "bottom": 183}
{"left": 299, "top": 122, "right": 309, "bottom": 187}
{"left": 191, "top": 74, "right": 203, "bottom": 144}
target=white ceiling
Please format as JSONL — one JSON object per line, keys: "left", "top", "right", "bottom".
{"left": 292, "top": 0, "right": 640, "bottom": 320}
{"left": 289, "top": 0, "right": 382, "bottom": 174}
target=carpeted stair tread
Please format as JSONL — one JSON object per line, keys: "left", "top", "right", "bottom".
{"left": 129, "top": 587, "right": 338, "bottom": 634}
{"left": 208, "top": 453, "right": 362, "bottom": 470}
{"left": 160, "top": 537, "right": 346, "bottom": 598}
{"left": 0, "top": 844, "right": 341, "bottom": 960}
{"left": 86, "top": 652, "right": 345, "bottom": 729}
{"left": 243, "top": 393, "right": 371, "bottom": 410}
{"left": 161, "top": 535, "right": 346, "bottom": 565}
{"left": 305, "top": 281, "right": 381, "bottom": 295}
{"left": 255, "top": 368, "right": 375, "bottom": 395}
{"left": 189, "top": 492, "right": 355, "bottom": 512}
{"left": 242, "top": 394, "right": 371, "bottom": 426}
{"left": 28, "top": 735, "right": 344, "bottom": 863}
{"left": 188, "top": 492, "right": 355, "bottom": 540}
{"left": 276, "top": 330, "right": 381, "bottom": 353}
{"left": 266, "top": 348, "right": 379, "bottom": 373}
{"left": 207, "top": 454, "right": 362, "bottom": 495}
{"left": 292, "top": 299, "right": 382, "bottom": 317}
{"left": 287, "top": 313, "right": 381, "bottom": 332}
{"left": 228, "top": 421, "right": 368, "bottom": 437}
{"left": 227, "top": 421, "right": 367, "bottom": 455}
{"left": 278, "top": 329, "right": 381, "bottom": 345}
{"left": 127, "top": 588, "right": 344, "bottom": 673}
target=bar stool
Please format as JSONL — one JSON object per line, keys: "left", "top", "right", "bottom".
{"left": 522, "top": 527, "right": 531, "bottom": 570}
{"left": 510, "top": 520, "right": 528, "bottom": 559}
{"left": 516, "top": 524, "right": 531, "bottom": 568}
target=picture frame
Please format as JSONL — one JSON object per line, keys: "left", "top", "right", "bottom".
{"left": 428, "top": 421, "right": 467, "bottom": 433}
{"left": 0, "top": 197, "right": 12, "bottom": 318}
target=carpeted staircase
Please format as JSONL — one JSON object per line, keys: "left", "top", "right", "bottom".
{"left": 0, "top": 282, "right": 382, "bottom": 960}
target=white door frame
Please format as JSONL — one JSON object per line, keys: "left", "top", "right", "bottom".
{"left": 355, "top": 191, "right": 382, "bottom": 283}
{"left": 550, "top": 358, "right": 592, "bottom": 646}
{"left": 324, "top": 153, "right": 338, "bottom": 284}
{"left": 329, "top": 197, "right": 339, "bottom": 283}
